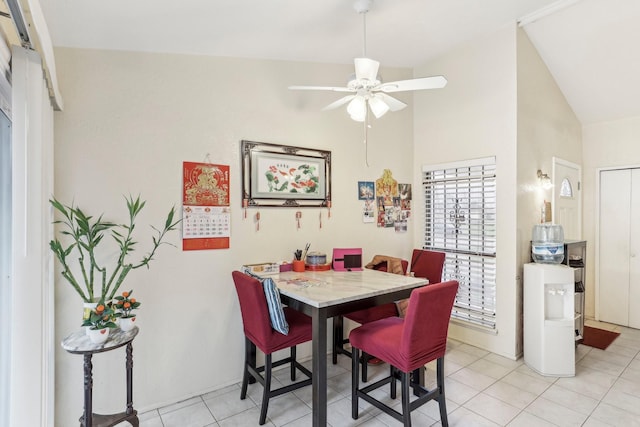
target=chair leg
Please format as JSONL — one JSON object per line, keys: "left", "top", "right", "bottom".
{"left": 412, "top": 366, "right": 425, "bottom": 396}
{"left": 411, "top": 367, "right": 421, "bottom": 397}
{"left": 333, "top": 315, "right": 344, "bottom": 364}
{"left": 259, "top": 354, "right": 272, "bottom": 425}
{"left": 290, "top": 346, "right": 297, "bottom": 381}
{"left": 390, "top": 365, "right": 397, "bottom": 399}
{"left": 437, "top": 357, "right": 449, "bottom": 427}
{"left": 401, "top": 371, "right": 411, "bottom": 427}
{"left": 351, "top": 347, "right": 360, "bottom": 420}
{"left": 240, "top": 338, "right": 251, "bottom": 399}
{"left": 361, "top": 352, "right": 368, "bottom": 382}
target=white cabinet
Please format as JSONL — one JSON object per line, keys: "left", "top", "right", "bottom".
{"left": 598, "top": 168, "right": 640, "bottom": 328}
{"left": 524, "top": 263, "right": 575, "bottom": 377}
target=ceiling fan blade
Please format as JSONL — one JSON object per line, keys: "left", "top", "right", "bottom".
{"left": 377, "top": 93, "right": 407, "bottom": 112}
{"left": 322, "top": 95, "right": 356, "bottom": 111}
{"left": 377, "top": 76, "right": 447, "bottom": 93}
{"left": 354, "top": 58, "right": 380, "bottom": 83}
{"left": 288, "top": 85, "right": 354, "bottom": 93}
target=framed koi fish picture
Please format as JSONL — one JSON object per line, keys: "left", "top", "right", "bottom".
{"left": 241, "top": 140, "right": 331, "bottom": 208}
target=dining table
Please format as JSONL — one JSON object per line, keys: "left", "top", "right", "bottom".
{"left": 267, "top": 268, "right": 428, "bottom": 427}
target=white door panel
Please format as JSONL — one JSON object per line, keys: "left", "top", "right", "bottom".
{"left": 630, "top": 169, "right": 640, "bottom": 328}
{"left": 598, "top": 169, "right": 631, "bottom": 326}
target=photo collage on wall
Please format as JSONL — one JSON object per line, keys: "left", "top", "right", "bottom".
{"left": 358, "top": 169, "right": 411, "bottom": 232}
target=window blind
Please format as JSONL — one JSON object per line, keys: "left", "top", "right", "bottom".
{"left": 422, "top": 157, "right": 497, "bottom": 329}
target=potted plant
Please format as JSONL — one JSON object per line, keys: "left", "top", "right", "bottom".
{"left": 114, "top": 290, "right": 141, "bottom": 331}
{"left": 82, "top": 302, "right": 117, "bottom": 343}
{"left": 49, "top": 195, "right": 180, "bottom": 311}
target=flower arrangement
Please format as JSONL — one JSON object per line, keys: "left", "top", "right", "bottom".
{"left": 81, "top": 302, "right": 117, "bottom": 330}
{"left": 114, "top": 290, "right": 141, "bottom": 319}
{"left": 49, "top": 195, "right": 180, "bottom": 303}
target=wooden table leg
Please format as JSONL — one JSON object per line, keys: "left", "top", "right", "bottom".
{"left": 311, "top": 308, "right": 327, "bottom": 427}
{"left": 332, "top": 315, "right": 343, "bottom": 364}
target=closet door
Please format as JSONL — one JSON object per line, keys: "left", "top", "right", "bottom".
{"left": 630, "top": 169, "right": 640, "bottom": 328}
{"left": 598, "top": 169, "right": 631, "bottom": 326}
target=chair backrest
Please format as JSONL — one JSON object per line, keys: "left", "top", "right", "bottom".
{"left": 372, "top": 259, "right": 409, "bottom": 275}
{"left": 401, "top": 280, "right": 458, "bottom": 366}
{"left": 232, "top": 271, "right": 274, "bottom": 350}
{"left": 410, "top": 249, "right": 446, "bottom": 284}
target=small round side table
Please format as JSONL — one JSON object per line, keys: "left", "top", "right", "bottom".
{"left": 62, "top": 327, "right": 140, "bottom": 427}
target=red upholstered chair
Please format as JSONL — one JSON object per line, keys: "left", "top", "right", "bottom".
{"left": 332, "top": 259, "right": 409, "bottom": 382}
{"left": 232, "top": 271, "right": 313, "bottom": 425}
{"left": 349, "top": 280, "right": 459, "bottom": 427}
{"left": 410, "top": 249, "right": 446, "bottom": 283}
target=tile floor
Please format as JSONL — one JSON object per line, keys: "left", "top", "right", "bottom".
{"left": 127, "top": 320, "right": 640, "bottom": 426}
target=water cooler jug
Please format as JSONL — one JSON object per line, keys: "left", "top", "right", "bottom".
{"left": 524, "top": 263, "right": 575, "bottom": 377}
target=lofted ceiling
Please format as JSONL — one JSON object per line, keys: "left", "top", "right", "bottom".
{"left": 37, "top": 0, "right": 640, "bottom": 125}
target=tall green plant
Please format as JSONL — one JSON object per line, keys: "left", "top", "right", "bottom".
{"left": 50, "top": 195, "right": 180, "bottom": 302}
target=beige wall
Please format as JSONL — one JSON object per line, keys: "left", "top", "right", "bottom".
{"left": 583, "top": 116, "right": 640, "bottom": 319}
{"left": 516, "top": 27, "right": 582, "bottom": 354}
{"left": 413, "top": 24, "right": 519, "bottom": 358}
{"left": 412, "top": 25, "right": 581, "bottom": 360}
{"left": 53, "top": 48, "right": 415, "bottom": 425}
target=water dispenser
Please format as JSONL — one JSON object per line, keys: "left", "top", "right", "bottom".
{"left": 524, "top": 263, "right": 575, "bottom": 377}
{"left": 532, "top": 224, "right": 565, "bottom": 264}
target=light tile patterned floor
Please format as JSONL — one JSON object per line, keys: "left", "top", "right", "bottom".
{"left": 126, "top": 321, "right": 640, "bottom": 426}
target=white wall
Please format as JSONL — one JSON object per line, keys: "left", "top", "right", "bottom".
{"left": 52, "top": 48, "right": 416, "bottom": 425}
{"left": 516, "top": 28, "right": 582, "bottom": 355}
{"left": 582, "top": 115, "right": 640, "bottom": 319}
{"left": 413, "top": 24, "right": 519, "bottom": 358}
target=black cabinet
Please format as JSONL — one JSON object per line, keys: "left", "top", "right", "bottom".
{"left": 563, "top": 240, "right": 586, "bottom": 341}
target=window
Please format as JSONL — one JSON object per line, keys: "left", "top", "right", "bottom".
{"left": 422, "top": 157, "right": 496, "bottom": 329}
{"left": 560, "top": 178, "right": 573, "bottom": 198}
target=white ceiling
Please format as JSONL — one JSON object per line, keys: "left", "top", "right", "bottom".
{"left": 39, "top": 0, "right": 640, "bottom": 125}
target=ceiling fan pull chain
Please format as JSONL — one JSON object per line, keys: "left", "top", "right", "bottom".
{"left": 364, "top": 110, "right": 370, "bottom": 167}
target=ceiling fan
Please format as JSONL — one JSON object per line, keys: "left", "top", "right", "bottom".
{"left": 288, "top": 0, "right": 447, "bottom": 123}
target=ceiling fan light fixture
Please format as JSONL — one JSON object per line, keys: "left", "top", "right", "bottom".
{"left": 347, "top": 96, "right": 367, "bottom": 122}
{"left": 350, "top": 112, "right": 366, "bottom": 122}
{"left": 368, "top": 95, "right": 390, "bottom": 118}
{"left": 378, "top": 93, "right": 407, "bottom": 112}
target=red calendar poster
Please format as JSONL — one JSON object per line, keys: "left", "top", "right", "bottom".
{"left": 182, "top": 162, "right": 230, "bottom": 250}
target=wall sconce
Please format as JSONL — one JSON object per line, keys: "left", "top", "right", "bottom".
{"left": 537, "top": 170, "right": 553, "bottom": 189}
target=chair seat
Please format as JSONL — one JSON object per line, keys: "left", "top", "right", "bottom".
{"left": 249, "top": 307, "right": 312, "bottom": 355}
{"left": 349, "top": 317, "right": 409, "bottom": 371}
{"left": 344, "top": 303, "right": 398, "bottom": 324}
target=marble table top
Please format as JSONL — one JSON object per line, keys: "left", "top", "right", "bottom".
{"left": 272, "top": 268, "right": 428, "bottom": 308}
{"left": 61, "top": 326, "right": 139, "bottom": 354}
